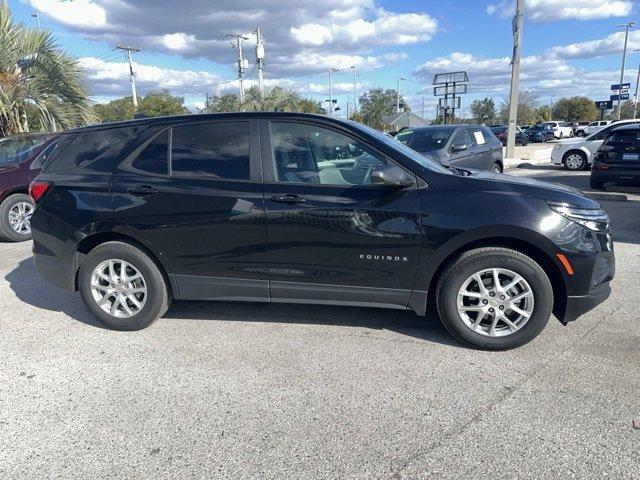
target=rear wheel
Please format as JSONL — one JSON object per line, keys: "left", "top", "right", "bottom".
{"left": 435, "top": 247, "right": 553, "bottom": 350}
{"left": 576, "top": 130, "right": 585, "bottom": 137}
{"left": 78, "top": 241, "right": 171, "bottom": 330}
{"left": 563, "top": 151, "right": 587, "bottom": 171}
{"left": 491, "top": 162, "right": 503, "bottom": 173}
{"left": 0, "top": 193, "right": 35, "bottom": 242}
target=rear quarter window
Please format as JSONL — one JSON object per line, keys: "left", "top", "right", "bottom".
{"left": 44, "top": 125, "right": 150, "bottom": 173}
{"left": 603, "top": 130, "right": 640, "bottom": 148}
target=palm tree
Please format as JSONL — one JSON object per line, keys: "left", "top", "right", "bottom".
{"left": 0, "top": 2, "right": 94, "bottom": 135}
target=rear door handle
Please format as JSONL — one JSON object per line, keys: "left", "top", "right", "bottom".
{"left": 127, "top": 185, "right": 158, "bottom": 197}
{"left": 271, "top": 194, "right": 306, "bottom": 204}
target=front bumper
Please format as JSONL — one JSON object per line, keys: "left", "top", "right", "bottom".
{"left": 562, "top": 281, "right": 611, "bottom": 323}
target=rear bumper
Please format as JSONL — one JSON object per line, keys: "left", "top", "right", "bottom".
{"left": 591, "top": 169, "right": 640, "bottom": 184}
{"left": 562, "top": 282, "right": 611, "bottom": 323}
{"left": 33, "top": 252, "right": 76, "bottom": 291}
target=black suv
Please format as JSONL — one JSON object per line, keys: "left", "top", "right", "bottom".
{"left": 30, "top": 113, "right": 614, "bottom": 350}
{"left": 590, "top": 124, "right": 640, "bottom": 190}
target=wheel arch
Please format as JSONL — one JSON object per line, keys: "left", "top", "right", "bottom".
{"left": 424, "top": 235, "right": 567, "bottom": 324}
{"left": 73, "top": 231, "right": 177, "bottom": 298}
{"left": 562, "top": 148, "right": 589, "bottom": 162}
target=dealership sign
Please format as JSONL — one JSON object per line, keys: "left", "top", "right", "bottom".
{"left": 594, "top": 100, "right": 613, "bottom": 110}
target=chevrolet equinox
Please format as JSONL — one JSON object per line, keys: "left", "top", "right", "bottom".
{"left": 29, "top": 113, "right": 615, "bottom": 349}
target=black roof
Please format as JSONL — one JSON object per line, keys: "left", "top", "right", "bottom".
{"left": 65, "top": 112, "right": 349, "bottom": 134}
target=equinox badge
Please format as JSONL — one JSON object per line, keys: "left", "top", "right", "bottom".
{"left": 360, "top": 254, "right": 408, "bottom": 262}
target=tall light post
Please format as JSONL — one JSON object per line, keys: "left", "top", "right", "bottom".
{"left": 396, "top": 77, "right": 406, "bottom": 113}
{"left": 328, "top": 67, "right": 339, "bottom": 116}
{"left": 350, "top": 65, "right": 357, "bottom": 116}
{"left": 633, "top": 48, "right": 640, "bottom": 119}
{"left": 506, "top": 0, "right": 524, "bottom": 160}
{"left": 616, "top": 22, "right": 635, "bottom": 120}
{"left": 30, "top": 12, "right": 41, "bottom": 29}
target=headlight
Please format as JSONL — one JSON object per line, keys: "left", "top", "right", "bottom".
{"left": 547, "top": 201, "right": 609, "bottom": 232}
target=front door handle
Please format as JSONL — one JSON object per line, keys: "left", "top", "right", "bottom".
{"left": 271, "top": 194, "right": 306, "bottom": 204}
{"left": 127, "top": 185, "right": 158, "bottom": 197}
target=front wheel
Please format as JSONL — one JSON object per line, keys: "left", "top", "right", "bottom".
{"left": 0, "top": 193, "right": 35, "bottom": 242}
{"left": 435, "top": 247, "right": 553, "bottom": 350}
{"left": 563, "top": 151, "right": 587, "bottom": 170}
{"left": 78, "top": 241, "right": 171, "bottom": 330}
{"left": 491, "top": 162, "right": 503, "bottom": 173}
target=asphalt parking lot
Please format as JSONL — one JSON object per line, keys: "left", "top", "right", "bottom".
{"left": 1, "top": 167, "right": 639, "bottom": 479}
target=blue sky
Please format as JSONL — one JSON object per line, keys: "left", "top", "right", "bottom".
{"left": 10, "top": 0, "right": 640, "bottom": 117}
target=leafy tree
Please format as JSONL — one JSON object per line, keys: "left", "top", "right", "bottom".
{"left": 534, "top": 105, "right": 552, "bottom": 123}
{"left": 94, "top": 96, "right": 135, "bottom": 122}
{"left": 203, "top": 93, "right": 240, "bottom": 113}
{"left": 202, "top": 86, "right": 322, "bottom": 114}
{"left": 0, "top": 1, "right": 94, "bottom": 135}
{"left": 608, "top": 100, "right": 636, "bottom": 120}
{"left": 470, "top": 97, "right": 496, "bottom": 123}
{"left": 551, "top": 96, "right": 597, "bottom": 122}
{"left": 498, "top": 91, "right": 539, "bottom": 125}
{"left": 94, "top": 90, "right": 189, "bottom": 122}
{"left": 138, "top": 89, "right": 189, "bottom": 117}
{"left": 358, "top": 88, "right": 410, "bottom": 130}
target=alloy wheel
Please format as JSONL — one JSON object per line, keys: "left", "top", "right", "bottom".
{"left": 90, "top": 259, "right": 147, "bottom": 318}
{"left": 8, "top": 202, "right": 34, "bottom": 235}
{"left": 456, "top": 268, "right": 534, "bottom": 337}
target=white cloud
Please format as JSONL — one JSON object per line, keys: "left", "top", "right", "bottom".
{"left": 547, "top": 30, "right": 640, "bottom": 59}
{"left": 30, "top": 0, "right": 108, "bottom": 29}
{"left": 27, "top": 0, "right": 433, "bottom": 76}
{"left": 486, "top": 0, "right": 633, "bottom": 22}
{"left": 413, "top": 51, "right": 625, "bottom": 98}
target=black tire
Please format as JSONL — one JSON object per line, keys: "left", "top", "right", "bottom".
{"left": 435, "top": 247, "right": 553, "bottom": 350}
{"left": 0, "top": 193, "right": 35, "bottom": 242}
{"left": 576, "top": 130, "right": 585, "bottom": 137}
{"left": 78, "top": 241, "right": 171, "bottom": 330}
{"left": 521, "top": 137, "right": 528, "bottom": 146}
{"left": 563, "top": 151, "right": 587, "bottom": 171}
{"left": 491, "top": 162, "right": 503, "bottom": 173}
{"left": 590, "top": 177, "right": 605, "bottom": 190}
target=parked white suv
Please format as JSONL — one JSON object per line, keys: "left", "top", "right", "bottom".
{"left": 575, "top": 121, "right": 611, "bottom": 137}
{"left": 551, "top": 119, "right": 640, "bottom": 170}
{"left": 542, "top": 121, "right": 573, "bottom": 139}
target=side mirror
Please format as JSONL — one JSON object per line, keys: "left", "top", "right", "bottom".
{"left": 451, "top": 143, "right": 468, "bottom": 152}
{"left": 370, "top": 165, "right": 415, "bottom": 188}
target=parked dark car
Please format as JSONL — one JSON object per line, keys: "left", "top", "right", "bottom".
{"left": 30, "top": 113, "right": 614, "bottom": 350}
{"left": 395, "top": 125, "right": 504, "bottom": 172}
{"left": 489, "top": 125, "right": 529, "bottom": 146}
{"left": 525, "top": 124, "right": 555, "bottom": 142}
{"left": 590, "top": 124, "right": 640, "bottom": 190}
{"left": 0, "top": 133, "right": 57, "bottom": 242}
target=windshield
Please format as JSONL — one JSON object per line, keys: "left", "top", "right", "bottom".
{"left": 528, "top": 125, "right": 545, "bottom": 131}
{"left": 351, "top": 121, "right": 452, "bottom": 174}
{"left": 0, "top": 136, "right": 48, "bottom": 166}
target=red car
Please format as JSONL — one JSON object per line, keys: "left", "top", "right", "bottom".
{"left": 0, "top": 133, "right": 57, "bottom": 242}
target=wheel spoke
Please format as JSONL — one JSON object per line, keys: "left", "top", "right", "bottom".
{"left": 473, "top": 273, "right": 489, "bottom": 296}
{"left": 502, "top": 275, "right": 523, "bottom": 293}
{"left": 510, "top": 305, "right": 531, "bottom": 319}
{"left": 488, "top": 314, "right": 499, "bottom": 336}
{"left": 90, "top": 258, "right": 147, "bottom": 318}
{"left": 491, "top": 268, "right": 501, "bottom": 291}
{"left": 509, "top": 290, "right": 532, "bottom": 304}
{"left": 460, "top": 290, "right": 482, "bottom": 299}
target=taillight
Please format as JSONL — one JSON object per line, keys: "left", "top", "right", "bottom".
{"left": 29, "top": 180, "right": 52, "bottom": 203}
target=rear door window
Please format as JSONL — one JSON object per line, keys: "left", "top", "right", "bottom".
{"left": 603, "top": 130, "right": 640, "bottom": 149}
{"left": 468, "top": 127, "right": 486, "bottom": 146}
{"left": 171, "top": 122, "right": 250, "bottom": 180}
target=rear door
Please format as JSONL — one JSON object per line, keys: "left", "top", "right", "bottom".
{"left": 111, "top": 120, "right": 270, "bottom": 302}
{"left": 261, "top": 119, "right": 422, "bottom": 309}
{"left": 467, "top": 126, "right": 496, "bottom": 170}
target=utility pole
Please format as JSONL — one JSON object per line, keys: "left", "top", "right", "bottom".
{"left": 506, "top": 0, "right": 524, "bottom": 159}
{"left": 116, "top": 44, "right": 141, "bottom": 110}
{"left": 633, "top": 49, "right": 640, "bottom": 119}
{"left": 421, "top": 97, "right": 425, "bottom": 118}
{"left": 227, "top": 33, "right": 249, "bottom": 103}
{"left": 328, "top": 68, "right": 339, "bottom": 116}
{"left": 616, "top": 22, "right": 635, "bottom": 120}
{"left": 350, "top": 65, "right": 357, "bottom": 115}
{"left": 255, "top": 28, "right": 265, "bottom": 94}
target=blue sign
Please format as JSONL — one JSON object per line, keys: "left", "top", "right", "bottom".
{"left": 610, "top": 94, "right": 630, "bottom": 101}
{"left": 611, "top": 83, "right": 631, "bottom": 91}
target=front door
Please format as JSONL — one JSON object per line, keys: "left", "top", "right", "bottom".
{"left": 261, "top": 119, "right": 422, "bottom": 309}
{"left": 448, "top": 127, "right": 477, "bottom": 169}
{"left": 111, "top": 120, "right": 270, "bottom": 302}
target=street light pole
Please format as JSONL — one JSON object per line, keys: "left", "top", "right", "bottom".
{"left": 350, "top": 65, "right": 357, "bottom": 116}
{"left": 633, "top": 49, "right": 640, "bottom": 119}
{"left": 506, "top": 0, "right": 524, "bottom": 160}
{"left": 30, "top": 12, "right": 41, "bottom": 29}
{"left": 616, "top": 22, "right": 635, "bottom": 120}
{"left": 396, "top": 77, "right": 406, "bottom": 113}
{"left": 328, "top": 68, "right": 339, "bottom": 116}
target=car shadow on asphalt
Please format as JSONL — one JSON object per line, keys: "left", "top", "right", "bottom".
{"left": 5, "top": 257, "right": 460, "bottom": 347}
